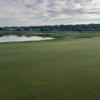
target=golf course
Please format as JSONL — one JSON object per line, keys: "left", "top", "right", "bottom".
{"left": 0, "top": 36, "right": 100, "bottom": 100}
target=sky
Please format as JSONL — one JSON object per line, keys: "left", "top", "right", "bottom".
{"left": 0, "top": 0, "right": 100, "bottom": 26}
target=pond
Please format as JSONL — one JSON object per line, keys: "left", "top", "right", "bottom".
{"left": 0, "top": 35, "right": 54, "bottom": 43}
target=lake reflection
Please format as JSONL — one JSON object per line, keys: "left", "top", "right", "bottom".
{"left": 0, "top": 35, "right": 54, "bottom": 43}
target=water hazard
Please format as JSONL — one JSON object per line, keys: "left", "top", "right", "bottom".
{"left": 0, "top": 35, "right": 54, "bottom": 43}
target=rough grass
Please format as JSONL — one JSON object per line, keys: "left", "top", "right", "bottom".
{"left": 0, "top": 38, "right": 100, "bottom": 100}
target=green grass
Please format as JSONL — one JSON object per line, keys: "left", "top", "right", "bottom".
{"left": 0, "top": 38, "right": 100, "bottom": 100}
{"left": 0, "top": 30, "right": 100, "bottom": 38}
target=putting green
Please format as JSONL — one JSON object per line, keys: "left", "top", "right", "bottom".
{"left": 0, "top": 38, "right": 100, "bottom": 100}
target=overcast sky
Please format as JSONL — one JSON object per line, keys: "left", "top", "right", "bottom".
{"left": 0, "top": 0, "right": 100, "bottom": 26}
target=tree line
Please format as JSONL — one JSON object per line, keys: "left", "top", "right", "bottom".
{"left": 0, "top": 24, "right": 100, "bottom": 32}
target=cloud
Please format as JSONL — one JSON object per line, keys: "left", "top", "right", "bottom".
{"left": 0, "top": 0, "right": 100, "bottom": 26}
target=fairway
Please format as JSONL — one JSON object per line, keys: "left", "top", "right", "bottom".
{"left": 0, "top": 38, "right": 100, "bottom": 100}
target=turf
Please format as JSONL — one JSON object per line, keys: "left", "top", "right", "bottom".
{"left": 0, "top": 38, "right": 100, "bottom": 100}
